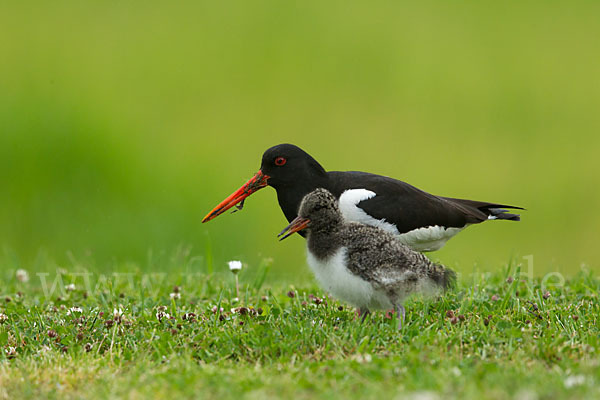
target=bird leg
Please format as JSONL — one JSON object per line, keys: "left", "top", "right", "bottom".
{"left": 358, "top": 308, "right": 371, "bottom": 323}
{"left": 395, "top": 304, "right": 406, "bottom": 330}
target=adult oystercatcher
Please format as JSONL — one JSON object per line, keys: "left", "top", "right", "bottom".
{"left": 202, "top": 143, "right": 523, "bottom": 251}
{"left": 278, "top": 188, "right": 456, "bottom": 329}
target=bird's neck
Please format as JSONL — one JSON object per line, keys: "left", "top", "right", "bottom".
{"left": 306, "top": 225, "right": 343, "bottom": 260}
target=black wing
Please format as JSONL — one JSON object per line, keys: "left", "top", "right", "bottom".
{"left": 328, "top": 171, "right": 521, "bottom": 234}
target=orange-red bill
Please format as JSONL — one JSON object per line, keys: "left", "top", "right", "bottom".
{"left": 202, "top": 170, "right": 270, "bottom": 223}
{"left": 277, "top": 216, "right": 310, "bottom": 241}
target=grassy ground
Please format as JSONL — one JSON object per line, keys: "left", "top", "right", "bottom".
{"left": 2, "top": 2, "right": 598, "bottom": 398}
{"left": 0, "top": 261, "right": 598, "bottom": 400}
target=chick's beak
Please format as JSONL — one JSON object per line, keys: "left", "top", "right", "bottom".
{"left": 202, "top": 170, "right": 270, "bottom": 223}
{"left": 277, "top": 216, "right": 310, "bottom": 241}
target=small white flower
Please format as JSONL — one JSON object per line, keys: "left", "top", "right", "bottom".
{"left": 65, "top": 283, "right": 76, "bottom": 292}
{"left": 564, "top": 375, "right": 585, "bottom": 388}
{"left": 113, "top": 308, "right": 123, "bottom": 317}
{"left": 39, "top": 345, "right": 52, "bottom": 353}
{"left": 66, "top": 306, "right": 82, "bottom": 316}
{"left": 0, "top": 313, "right": 8, "bottom": 324}
{"left": 407, "top": 391, "right": 440, "bottom": 400}
{"left": 15, "top": 269, "right": 29, "bottom": 283}
{"left": 169, "top": 292, "right": 181, "bottom": 300}
{"left": 156, "top": 311, "right": 171, "bottom": 321}
{"left": 351, "top": 353, "right": 372, "bottom": 363}
{"left": 228, "top": 260, "right": 242, "bottom": 273}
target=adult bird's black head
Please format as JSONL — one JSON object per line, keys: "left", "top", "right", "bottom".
{"left": 202, "top": 144, "right": 327, "bottom": 223}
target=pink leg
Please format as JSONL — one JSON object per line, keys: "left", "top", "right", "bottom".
{"left": 355, "top": 308, "right": 371, "bottom": 323}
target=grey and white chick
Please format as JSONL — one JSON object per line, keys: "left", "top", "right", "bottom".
{"left": 278, "top": 188, "right": 456, "bottom": 329}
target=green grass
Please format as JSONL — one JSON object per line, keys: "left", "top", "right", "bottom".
{"left": 2, "top": 2, "right": 598, "bottom": 398}
{"left": 1, "top": 260, "right": 598, "bottom": 399}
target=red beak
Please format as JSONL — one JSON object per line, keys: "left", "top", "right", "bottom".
{"left": 277, "top": 216, "right": 310, "bottom": 241}
{"left": 202, "top": 170, "right": 270, "bottom": 223}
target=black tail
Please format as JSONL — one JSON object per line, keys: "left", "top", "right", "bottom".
{"left": 486, "top": 207, "right": 521, "bottom": 221}
{"left": 443, "top": 197, "right": 524, "bottom": 222}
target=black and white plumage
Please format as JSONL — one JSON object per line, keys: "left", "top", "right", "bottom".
{"left": 278, "top": 188, "right": 456, "bottom": 329}
{"left": 203, "top": 143, "right": 523, "bottom": 252}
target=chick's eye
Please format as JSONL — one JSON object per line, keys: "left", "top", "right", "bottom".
{"left": 275, "top": 157, "right": 287, "bottom": 166}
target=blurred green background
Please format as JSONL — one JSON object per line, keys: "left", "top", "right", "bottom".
{"left": 1, "top": 1, "right": 599, "bottom": 281}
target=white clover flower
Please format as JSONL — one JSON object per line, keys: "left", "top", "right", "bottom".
{"left": 156, "top": 311, "right": 171, "bottom": 321}
{"left": 65, "top": 283, "right": 76, "bottom": 292}
{"left": 169, "top": 292, "right": 181, "bottom": 300}
{"left": 15, "top": 269, "right": 29, "bottom": 283}
{"left": 564, "top": 375, "right": 585, "bottom": 388}
{"left": 113, "top": 308, "right": 123, "bottom": 317}
{"left": 228, "top": 260, "right": 242, "bottom": 273}
{"left": 0, "top": 313, "right": 8, "bottom": 324}
{"left": 351, "top": 353, "right": 372, "bottom": 363}
{"left": 39, "top": 345, "right": 52, "bottom": 353}
{"left": 66, "top": 306, "right": 83, "bottom": 316}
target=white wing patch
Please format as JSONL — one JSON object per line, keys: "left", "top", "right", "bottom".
{"left": 338, "top": 188, "right": 464, "bottom": 252}
{"left": 339, "top": 189, "right": 399, "bottom": 234}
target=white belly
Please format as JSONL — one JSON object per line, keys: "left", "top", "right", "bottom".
{"left": 306, "top": 247, "right": 392, "bottom": 310}
{"left": 396, "top": 225, "right": 464, "bottom": 252}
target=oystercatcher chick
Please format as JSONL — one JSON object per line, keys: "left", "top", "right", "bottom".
{"left": 203, "top": 144, "right": 523, "bottom": 252}
{"left": 278, "top": 188, "right": 456, "bottom": 329}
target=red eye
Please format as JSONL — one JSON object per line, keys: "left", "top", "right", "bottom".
{"left": 275, "top": 157, "right": 287, "bottom": 166}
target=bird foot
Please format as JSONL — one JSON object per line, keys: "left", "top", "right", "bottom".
{"left": 396, "top": 305, "right": 406, "bottom": 330}
{"left": 355, "top": 308, "right": 371, "bottom": 323}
